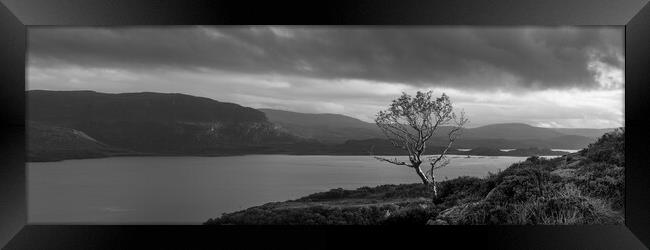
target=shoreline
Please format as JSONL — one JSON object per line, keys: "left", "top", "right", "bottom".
{"left": 27, "top": 150, "right": 572, "bottom": 163}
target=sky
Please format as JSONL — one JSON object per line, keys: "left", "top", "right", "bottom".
{"left": 27, "top": 26, "right": 624, "bottom": 128}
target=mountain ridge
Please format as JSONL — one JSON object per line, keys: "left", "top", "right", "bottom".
{"left": 28, "top": 90, "right": 300, "bottom": 157}
{"left": 27, "top": 90, "right": 613, "bottom": 161}
{"left": 260, "top": 108, "right": 613, "bottom": 145}
{"left": 260, "top": 108, "right": 382, "bottom": 144}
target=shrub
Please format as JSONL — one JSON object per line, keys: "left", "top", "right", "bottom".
{"left": 484, "top": 167, "right": 560, "bottom": 203}
{"left": 515, "top": 184, "right": 622, "bottom": 225}
{"left": 295, "top": 184, "right": 433, "bottom": 202}
{"left": 434, "top": 176, "right": 486, "bottom": 206}
{"left": 574, "top": 162, "right": 624, "bottom": 210}
{"left": 381, "top": 204, "right": 440, "bottom": 225}
{"left": 452, "top": 183, "right": 622, "bottom": 225}
{"left": 582, "top": 128, "right": 624, "bottom": 166}
{"left": 297, "top": 188, "right": 354, "bottom": 201}
{"left": 206, "top": 204, "right": 405, "bottom": 225}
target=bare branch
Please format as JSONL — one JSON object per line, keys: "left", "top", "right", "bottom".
{"left": 374, "top": 156, "right": 411, "bottom": 168}
{"left": 432, "top": 157, "right": 450, "bottom": 170}
{"left": 373, "top": 90, "right": 469, "bottom": 191}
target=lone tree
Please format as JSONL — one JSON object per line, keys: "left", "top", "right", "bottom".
{"left": 374, "top": 91, "right": 468, "bottom": 197}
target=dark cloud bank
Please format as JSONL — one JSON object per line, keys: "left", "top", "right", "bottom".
{"left": 29, "top": 26, "right": 623, "bottom": 91}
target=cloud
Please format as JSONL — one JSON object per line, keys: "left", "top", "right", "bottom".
{"left": 28, "top": 64, "right": 623, "bottom": 128}
{"left": 27, "top": 26, "right": 624, "bottom": 128}
{"left": 28, "top": 26, "right": 623, "bottom": 92}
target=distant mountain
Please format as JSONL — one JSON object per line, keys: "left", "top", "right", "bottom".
{"left": 259, "top": 110, "right": 600, "bottom": 149}
{"left": 28, "top": 90, "right": 299, "bottom": 158}
{"left": 259, "top": 109, "right": 383, "bottom": 144}
{"left": 29, "top": 90, "right": 267, "bottom": 124}
{"left": 427, "top": 134, "right": 595, "bottom": 150}
{"left": 549, "top": 128, "right": 616, "bottom": 139}
{"left": 28, "top": 122, "right": 135, "bottom": 162}
{"left": 27, "top": 90, "right": 608, "bottom": 161}
{"left": 333, "top": 136, "right": 587, "bottom": 156}
{"left": 463, "top": 123, "right": 566, "bottom": 140}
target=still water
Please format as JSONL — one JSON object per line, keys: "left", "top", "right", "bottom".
{"left": 28, "top": 154, "right": 531, "bottom": 224}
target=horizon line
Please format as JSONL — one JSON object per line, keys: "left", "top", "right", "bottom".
{"left": 25, "top": 88, "right": 623, "bottom": 130}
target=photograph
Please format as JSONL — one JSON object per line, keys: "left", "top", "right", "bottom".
{"left": 26, "top": 26, "right": 625, "bottom": 225}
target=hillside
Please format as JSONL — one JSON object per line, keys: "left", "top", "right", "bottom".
{"left": 455, "top": 134, "right": 594, "bottom": 149}
{"left": 260, "top": 109, "right": 383, "bottom": 144}
{"left": 464, "top": 123, "right": 566, "bottom": 140}
{"left": 205, "top": 128, "right": 625, "bottom": 225}
{"left": 550, "top": 128, "right": 616, "bottom": 139}
{"left": 335, "top": 136, "right": 591, "bottom": 155}
{"left": 317, "top": 139, "right": 567, "bottom": 156}
{"left": 260, "top": 109, "right": 377, "bottom": 129}
{"left": 28, "top": 90, "right": 300, "bottom": 159}
{"left": 28, "top": 122, "right": 136, "bottom": 162}
{"left": 259, "top": 109, "right": 603, "bottom": 149}
{"left": 29, "top": 90, "right": 267, "bottom": 123}
{"left": 27, "top": 90, "right": 609, "bottom": 161}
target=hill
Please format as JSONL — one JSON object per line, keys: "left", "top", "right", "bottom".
{"left": 27, "top": 90, "right": 608, "bottom": 161}
{"left": 463, "top": 123, "right": 566, "bottom": 140}
{"left": 28, "top": 90, "right": 299, "bottom": 159}
{"left": 29, "top": 90, "right": 267, "bottom": 123}
{"left": 205, "top": 128, "right": 625, "bottom": 225}
{"left": 27, "top": 122, "right": 136, "bottom": 162}
{"left": 259, "top": 109, "right": 383, "bottom": 144}
{"left": 550, "top": 128, "right": 616, "bottom": 139}
{"left": 259, "top": 110, "right": 603, "bottom": 149}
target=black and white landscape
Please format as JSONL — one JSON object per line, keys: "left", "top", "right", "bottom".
{"left": 27, "top": 26, "right": 624, "bottom": 225}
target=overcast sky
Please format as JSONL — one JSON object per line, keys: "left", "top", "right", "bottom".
{"left": 27, "top": 26, "right": 624, "bottom": 128}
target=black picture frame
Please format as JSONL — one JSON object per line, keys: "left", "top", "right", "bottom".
{"left": 1, "top": 0, "right": 649, "bottom": 249}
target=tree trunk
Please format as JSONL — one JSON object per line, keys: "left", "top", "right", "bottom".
{"left": 431, "top": 175, "right": 438, "bottom": 198}
{"left": 415, "top": 165, "right": 438, "bottom": 198}
{"left": 414, "top": 165, "right": 431, "bottom": 185}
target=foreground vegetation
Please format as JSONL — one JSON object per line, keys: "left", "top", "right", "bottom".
{"left": 205, "top": 128, "right": 624, "bottom": 225}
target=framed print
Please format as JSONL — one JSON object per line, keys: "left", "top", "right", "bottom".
{"left": 1, "top": 0, "right": 649, "bottom": 249}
